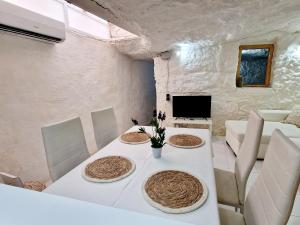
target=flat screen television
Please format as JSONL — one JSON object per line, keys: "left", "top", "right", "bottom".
{"left": 172, "top": 95, "right": 211, "bottom": 118}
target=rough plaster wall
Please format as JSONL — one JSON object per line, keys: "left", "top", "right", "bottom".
{"left": 0, "top": 31, "right": 155, "bottom": 182}
{"left": 155, "top": 32, "right": 300, "bottom": 135}
{"left": 109, "top": 23, "right": 137, "bottom": 40}
{"left": 109, "top": 24, "right": 154, "bottom": 60}
{"left": 110, "top": 36, "right": 154, "bottom": 60}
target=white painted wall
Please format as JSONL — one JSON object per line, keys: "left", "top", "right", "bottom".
{"left": 155, "top": 31, "right": 300, "bottom": 135}
{"left": 0, "top": 31, "right": 155, "bottom": 182}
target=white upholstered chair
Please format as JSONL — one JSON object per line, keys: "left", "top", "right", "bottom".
{"left": 0, "top": 172, "right": 46, "bottom": 192}
{"left": 41, "top": 117, "right": 90, "bottom": 181}
{"left": 215, "top": 111, "right": 264, "bottom": 210}
{"left": 219, "top": 129, "right": 300, "bottom": 225}
{"left": 91, "top": 107, "right": 118, "bottom": 150}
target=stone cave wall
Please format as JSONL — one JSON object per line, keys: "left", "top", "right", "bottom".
{"left": 155, "top": 31, "right": 300, "bottom": 135}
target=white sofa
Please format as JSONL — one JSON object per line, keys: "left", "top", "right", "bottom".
{"left": 225, "top": 110, "right": 300, "bottom": 159}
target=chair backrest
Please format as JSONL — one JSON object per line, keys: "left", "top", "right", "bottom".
{"left": 235, "top": 110, "right": 264, "bottom": 204}
{"left": 41, "top": 117, "right": 90, "bottom": 181}
{"left": 0, "top": 172, "right": 24, "bottom": 188}
{"left": 91, "top": 107, "right": 118, "bottom": 150}
{"left": 244, "top": 129, "right": 300, "bottom": 225}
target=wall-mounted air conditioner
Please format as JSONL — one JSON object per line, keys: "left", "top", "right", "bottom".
{"left": 0, "top": 0, "right": 65, "bottom": 43}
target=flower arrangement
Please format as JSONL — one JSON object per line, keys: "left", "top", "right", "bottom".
{"left": 131, "top": 110, "right": 166, "bottom": 148}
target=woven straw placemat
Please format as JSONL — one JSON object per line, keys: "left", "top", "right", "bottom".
{"left": 120, "top": 132, "right": 150, "bottom": 144}
{"left": 24, "top": 181, "right": 46, "bottom": 192}
{"left": 143, "top": 170, "right": 208, "bottom": 214}
{"left": 82, "top": 156, "right": 135, "bottom": 183}
{"left": 168, "top": 134, "right": 205, "bottom": 148}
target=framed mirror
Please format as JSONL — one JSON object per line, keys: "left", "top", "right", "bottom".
{"left": 236, "top": 44, "right": 274, "bottom": 87}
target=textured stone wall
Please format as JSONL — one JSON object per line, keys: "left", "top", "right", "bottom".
{"left": 155, "top": 32, "right": 300, "bottom": 135}
{"left": 0, "top": 31, "right": 155, "bottom": 182}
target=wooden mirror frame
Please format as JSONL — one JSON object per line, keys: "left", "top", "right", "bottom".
{"left": 236, "top": 44, "right": 274, "bottom": 87}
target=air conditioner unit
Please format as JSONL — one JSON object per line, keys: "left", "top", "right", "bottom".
{"left": 0, "top": 1, "right": 65, "bottom": 43}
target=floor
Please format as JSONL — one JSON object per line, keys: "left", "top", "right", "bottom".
{"left": 212, "top": 137, "right": 300, "bottom": 225}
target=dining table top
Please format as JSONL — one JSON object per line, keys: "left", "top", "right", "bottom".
{"left": 0, "top": 184, "right": 195, "bottom": 225}
{"left": 44, "top": 126, "right": 220, "bottom": 225}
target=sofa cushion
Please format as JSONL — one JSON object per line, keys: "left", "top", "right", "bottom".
{"left": 290, "top": 138, "right": 300, "bottom": 148}
{"left": 282, "top": 106, "right": 300, "bottom": 128}
{"left": 226, "top": 120, "right": 300, "bottom": 144}
{"left": 258, "top": 110, "right": 291, "bottom": 122}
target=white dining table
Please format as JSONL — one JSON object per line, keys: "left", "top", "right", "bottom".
{"left": 44, "top": 126, "right": 220, "bottom": 225}
{"left": 0, "top": 184, "right": 194, "bottom": 225}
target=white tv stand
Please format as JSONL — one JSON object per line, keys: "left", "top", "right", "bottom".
{"left": 170, "top": 118, "right": 212, "bottom": 136}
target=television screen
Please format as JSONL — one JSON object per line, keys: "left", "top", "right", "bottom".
{"left": 172, "top": 96, "right": 211, "bottom": 118}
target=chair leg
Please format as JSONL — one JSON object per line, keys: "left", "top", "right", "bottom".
{"left": 240, "top": 206, "right": 244, "bottom": 214}
{"left": 235, "top": 207, "right": 238, "bottom": 212}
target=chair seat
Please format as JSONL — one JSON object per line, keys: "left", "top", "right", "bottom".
{"left": 219, "top": 207, "right": 245, "bottom": 225}
{"left": 214, "top": 168, "right": 240, "bottom": 206}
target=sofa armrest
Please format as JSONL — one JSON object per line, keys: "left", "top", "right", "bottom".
{"left": 257, "top": 110, "right": 291, "bottom": 122}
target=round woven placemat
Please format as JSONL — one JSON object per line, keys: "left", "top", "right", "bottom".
{"left": 120, "top": 132, "right": 150, "bottom": 144}
{"left": 168, "top": 134, "right": 204, "bottom": 148}
{"left": 82, "top": 156, "right": 135, "bottom": 183}
{"left": 143, "top": 170, "right": 208, "bottom": 214}
{"left": 24, "top": 181, "right": 46, "bottom": 192}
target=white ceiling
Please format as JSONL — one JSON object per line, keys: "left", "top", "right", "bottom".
{"left": 68, "top": 0, "right": 300, "bottom": 56}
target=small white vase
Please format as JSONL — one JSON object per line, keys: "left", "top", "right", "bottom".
{"left": 152, "top": 147, "right": 162, "bottom": 159}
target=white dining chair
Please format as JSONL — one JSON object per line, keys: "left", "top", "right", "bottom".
{"left": 219, "top": 129, "right": 300, "bottom": 225}
{"left": 0, "top": 172, "right": 46, "bottom": 192}
{"left": 91, "top": 107, "right": 118, "bottom": 150}
{"left": 215, "top": 111, "right": 264, "bottom": 211}
{"left": 41, "top": 117, "right": 90, "bottom": 181}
